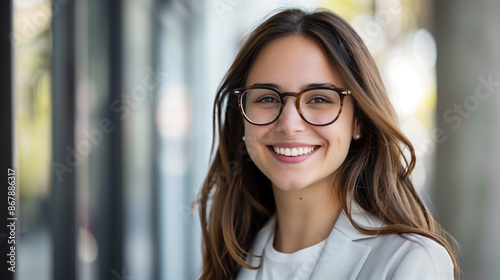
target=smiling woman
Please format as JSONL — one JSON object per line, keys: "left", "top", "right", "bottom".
{"left": 197, "top": 8, "right": 459, "bottom": 280}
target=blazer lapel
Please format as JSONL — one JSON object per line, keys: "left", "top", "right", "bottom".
{"left": 236, "top": 216, "right": 276, "bottom": 279}
{"left": 310, "top": 207, "right": 382, "bottom": 280}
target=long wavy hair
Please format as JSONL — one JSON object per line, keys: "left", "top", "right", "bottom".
{"left": 197, "top": 8, "right": 459, "bottom": 280}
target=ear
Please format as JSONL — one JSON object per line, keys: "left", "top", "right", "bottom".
{"left": 353, "top": 118, "right": 361, "bottom": 140}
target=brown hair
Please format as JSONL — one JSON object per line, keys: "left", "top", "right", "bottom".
{"left": 197, "top": 8, "right": 459, "bottom": 280}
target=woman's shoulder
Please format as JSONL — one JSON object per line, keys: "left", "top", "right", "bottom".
{"left": 362, "top": 231, "right": 451, "bottom": 261}
{"left": 358, "top": 232, "right": 454, "bottom": 279}
{"left": 343, "top": 204, "right": 450, "bottom": 257}
{"left": 335, "top": 206, "right": 454, "bottom": 279}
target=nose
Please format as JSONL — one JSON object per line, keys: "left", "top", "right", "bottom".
{"left": 274, "top": 97, "right": 306, "bottom": 135}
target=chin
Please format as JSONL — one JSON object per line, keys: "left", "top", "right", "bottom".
{"left": 271, "top": 180, "right": 309, "bottom": 192}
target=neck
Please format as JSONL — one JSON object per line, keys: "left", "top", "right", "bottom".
{"left": 272, "top": 180, "right": 341, "bottom": 253}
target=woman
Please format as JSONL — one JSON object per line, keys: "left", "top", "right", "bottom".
{"left": 197, "top": 8, "right": 459, "bottom": 280}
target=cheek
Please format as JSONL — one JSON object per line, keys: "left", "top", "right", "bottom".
{"left": 243, "top": 123, "right": 265, "bottom": 159}
{"left": 320, "top": 122, "right": 354, "bottom": 155}
{"left": 322, "top": 132, "right": 352, "bottom": 176}
{"left": 328, "top": 131, "right": 351, "bottom": 152}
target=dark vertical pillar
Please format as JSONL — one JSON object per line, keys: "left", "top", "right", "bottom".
{"left": 51, "top": 0, "right": 77, "bottom": 279}
{"left": 97, "top": 0, "right": 124, "bottom": 278}
{"left": 0, "top": 1, "right": 14, "bottom": 279}
{"left": 434, "top": 0, "right": 500, "bottom": 279}
{"left": 151, "top": 2, "right": 162, "bottom": 280}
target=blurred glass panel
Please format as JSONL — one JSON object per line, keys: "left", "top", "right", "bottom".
{"left": 122, "top": 0, "right": 157, "bottom": 279}
{"left": 14, "top": 0, "right": 53, "bottom": 279}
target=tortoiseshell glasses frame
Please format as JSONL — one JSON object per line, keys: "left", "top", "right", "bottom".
{"left": 232, "top": 85, "right": 351, "bottom": 126}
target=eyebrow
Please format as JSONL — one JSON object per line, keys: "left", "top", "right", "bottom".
{"left": 250, "top": 82, "right": 336, "bottom": 91}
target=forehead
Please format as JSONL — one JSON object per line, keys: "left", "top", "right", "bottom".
{"left": 246, "top": 35, "right": 342, "bottom": 90}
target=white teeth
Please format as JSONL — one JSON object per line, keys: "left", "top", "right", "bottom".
{"left": 272, "top": 146, "right": 317, "bottom": 157}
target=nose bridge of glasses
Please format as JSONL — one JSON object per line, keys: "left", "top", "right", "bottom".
{"left": 280, "top": 91, "right": 301, "bottom": 100}
{"left": 281, "top": 92, "right": 301, "bottom": 109}
{"left": 278, "top": 92, "right": 303, "bottom": 119}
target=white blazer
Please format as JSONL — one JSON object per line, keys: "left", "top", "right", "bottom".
{"left": 237, "top": 206, "right": 454, "bottom": 280}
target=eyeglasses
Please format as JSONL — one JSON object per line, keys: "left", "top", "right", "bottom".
{"left": 233, "top": 85, "right": 351, "bottom": 126}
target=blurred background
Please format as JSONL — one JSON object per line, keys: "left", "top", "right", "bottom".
{"left": 5, "top": 0, "right": 499, "bottom": 279}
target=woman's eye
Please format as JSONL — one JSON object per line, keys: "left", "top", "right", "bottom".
{"left": 308, "top": 97, "right": 331, "bottom": 104}
{"left": 256, "top": 96, "right": 279, "bottom": 103}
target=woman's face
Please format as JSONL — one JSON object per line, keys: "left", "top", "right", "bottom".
{"left": 243, "top": 35, "right": 359, "bottom": 192}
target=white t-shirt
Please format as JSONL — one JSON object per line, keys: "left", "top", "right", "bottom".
{"left": 256, "top": 228, "right": 327, "bottom": 280}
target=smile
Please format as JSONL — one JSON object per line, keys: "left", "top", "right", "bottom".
{"left": 271, "top": 146, "right": 317, "bottom": 157}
